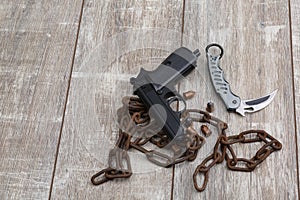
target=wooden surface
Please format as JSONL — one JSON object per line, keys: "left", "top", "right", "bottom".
{"left": 291, "top": 0, "right": 300, "bottom": 198}
{"left": 50, "top": 0, "right": 183, "bottom": 199}
{"left": 0, "top": 0, "right": 83, "bottom": 199}
{"left": 0, "top": 0, "right": 299, "bottom": 199}
{"left": 175, "top": 1, "right": 298, "bottom": 200}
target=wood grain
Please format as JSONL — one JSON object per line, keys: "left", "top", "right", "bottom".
{"left": 290, "top": 0, "right": 300, "bottom": 197}
{"left": 0, "top": 0, "right": 83, "bottom": 199}
{"left": 50, "top": 0, "right": 184, "bottom": 199}
{"left": 173, "top": 0, "right": 298, "bottom": 199}
{"left": 1, "top": 0, "right": 299, "bottom": 199}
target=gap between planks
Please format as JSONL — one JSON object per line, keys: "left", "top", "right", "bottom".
{"left": 171, "top": 0, "right": 186, "bottom": 200}
{"left": 48, "top": 0, "right": 86, "bottom": 199}
{"left": 288, "top": 0, "right": 300, "bottom": 198}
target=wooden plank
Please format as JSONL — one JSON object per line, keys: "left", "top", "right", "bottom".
{"left": 174, "top": 0, "right": 298, "bottom": 199}
{"left": 0, "top": 0, "right": 83, "bottom": 199}
{"left": 290, "top": 0, "right": 300, "bottom": 196}
{"left": 50, "top": 0, "right": 184, "bottom": 199}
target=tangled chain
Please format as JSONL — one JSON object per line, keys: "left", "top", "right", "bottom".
{"left": 91, "top": 96, "right": 282, "bottom": 192}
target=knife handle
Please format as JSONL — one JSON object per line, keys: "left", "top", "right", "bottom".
{"left": 206, "top": 44, "right": 241, "bottom": 111}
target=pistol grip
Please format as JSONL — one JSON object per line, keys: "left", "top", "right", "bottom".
{"left": 134, "top": 84, "right": 184, "bottom": 140}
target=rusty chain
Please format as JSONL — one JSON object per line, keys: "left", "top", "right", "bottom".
{"left": 91, "top": 129, "right": 133, "bottom": 185}
{"left": 193, "top": 129, "right": 282, "bottom": 191}
{"left": 91, "top": 96, "right": 282, "bottom": 192}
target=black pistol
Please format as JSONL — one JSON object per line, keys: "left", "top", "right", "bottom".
{"left": 130, "top": 47, "right": 200, "bottom": 140}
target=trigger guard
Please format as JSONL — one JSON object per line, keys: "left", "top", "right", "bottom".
{"left": 167, "top": 95, "right": 187, "bottom": 114}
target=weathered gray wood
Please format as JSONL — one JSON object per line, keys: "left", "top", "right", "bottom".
{"left": 2, "top": 0, "right": 299, "bottom": 199}
{"left": 174, "top": 0, "right": 298, "bottom": 199}
{"left": 291, "top": 0, "right": 300, "bottom": 197}
{"left": 50, "top": 0, "right": 184, "bottom": 199}
{"left": 0, "top": 0, "right": 83, "bottom": 199}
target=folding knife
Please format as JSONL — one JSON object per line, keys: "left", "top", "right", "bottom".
{"left": 206, "top": 43, "right": 277, "bottom": 116}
